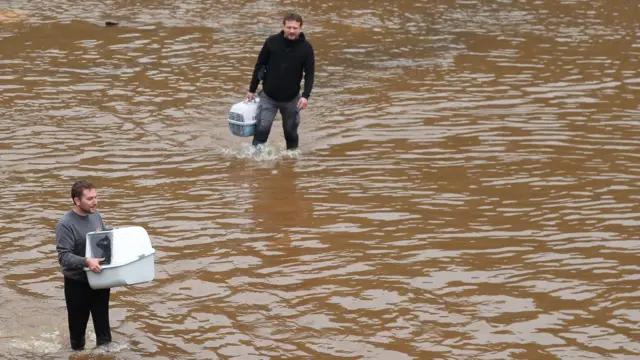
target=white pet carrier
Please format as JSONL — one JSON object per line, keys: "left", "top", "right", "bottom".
{"left": 227, "top": 98, "right": 260, "bottom": 137}
{"left": 84, "top": 226, "right": 156, "bottom": 289}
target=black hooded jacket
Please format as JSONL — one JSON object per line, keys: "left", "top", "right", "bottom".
{"left": 249, "top": 31, "right": 315, "bottom": 102}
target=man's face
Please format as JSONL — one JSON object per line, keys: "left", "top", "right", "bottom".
{"left": 75, "top": 188, "right": 98, "bottom": 214}
{"left": 283, "top": 20, "right": 301, "bottom": 40}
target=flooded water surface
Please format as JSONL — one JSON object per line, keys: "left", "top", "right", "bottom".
{"left": 1, "top": 0, "right": 639, "bottom": 359}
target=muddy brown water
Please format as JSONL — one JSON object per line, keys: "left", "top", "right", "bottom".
{"left": 1, "top": 0, "right": 639, "bottom": 359}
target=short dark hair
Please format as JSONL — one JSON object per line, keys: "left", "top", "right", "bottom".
{"left": 283, "top": 12, "right": 303, "bottom": 27}
{"left": 71, "top": 180, "right": 95, "bottom": 201}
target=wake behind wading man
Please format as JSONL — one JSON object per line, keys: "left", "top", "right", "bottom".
{"left": 247, "top": 12, "right": 315, "bottom": 150}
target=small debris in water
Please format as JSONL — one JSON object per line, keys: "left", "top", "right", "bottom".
{"left": 105, "top": 21, "right": 118, "bottom": 27}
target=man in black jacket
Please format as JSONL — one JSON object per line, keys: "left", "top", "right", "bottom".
{"left": 247, "top": 12, "right": 315, "bottom": 150}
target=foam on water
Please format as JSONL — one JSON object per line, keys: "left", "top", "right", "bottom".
{"left": 6, "top": 329, "right": 129, "bottom": 359}
{"left": 0, "top": 10, "right": 28, "bottom": 23}
{"left": 8, "top": 331, "right": 62, "bottom": 355}
{"left": 83, "top": 341, "right": 130, "bottom": 354}
{"left": 218, "top": 143, "right": 303, "bottom": 162}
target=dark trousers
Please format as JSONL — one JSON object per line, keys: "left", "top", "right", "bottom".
{"left": 252, "top": 92, "right": 301, "bottom": 150}
{"left": 64, "top": 276, "right": 112, "bottom": 350}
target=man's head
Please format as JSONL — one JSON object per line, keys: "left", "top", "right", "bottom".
{"left": 282, "top": 12, "right": 303, "bottom": 40}
{"left": 71, "top": 180, "right": 98, "bottom": 215}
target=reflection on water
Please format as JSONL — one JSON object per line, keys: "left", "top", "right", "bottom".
{"left": 1, "top": 0, "right": 639, "bottom": 359}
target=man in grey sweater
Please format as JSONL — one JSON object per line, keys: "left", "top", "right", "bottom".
{"left": 55, "top": 180, "right": 111, "bottom": 351}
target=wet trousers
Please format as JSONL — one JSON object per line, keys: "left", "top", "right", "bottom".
{"left": 64, "top": 276, "right": 111, "bottom": 350}
{"left": 252, "top": 92, "right": 301, "bottom": 150}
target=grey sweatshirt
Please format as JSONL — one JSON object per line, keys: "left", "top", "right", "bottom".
{"left": 55, "top": 210, "right": 105, "bottom": 281}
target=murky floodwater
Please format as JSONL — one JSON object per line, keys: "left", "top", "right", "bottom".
{"left": 1, "top": 0, "right": 639, "bottom": 359}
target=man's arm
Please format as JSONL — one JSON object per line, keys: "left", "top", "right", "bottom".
{"left": 249, "top": 38, "right": 271, "bottom": 94}
{"left": 56, "top": 222, "right": 85, "bottom": 268}
{"left": 301, "top": 44, "right": 315, "bottom": 99}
